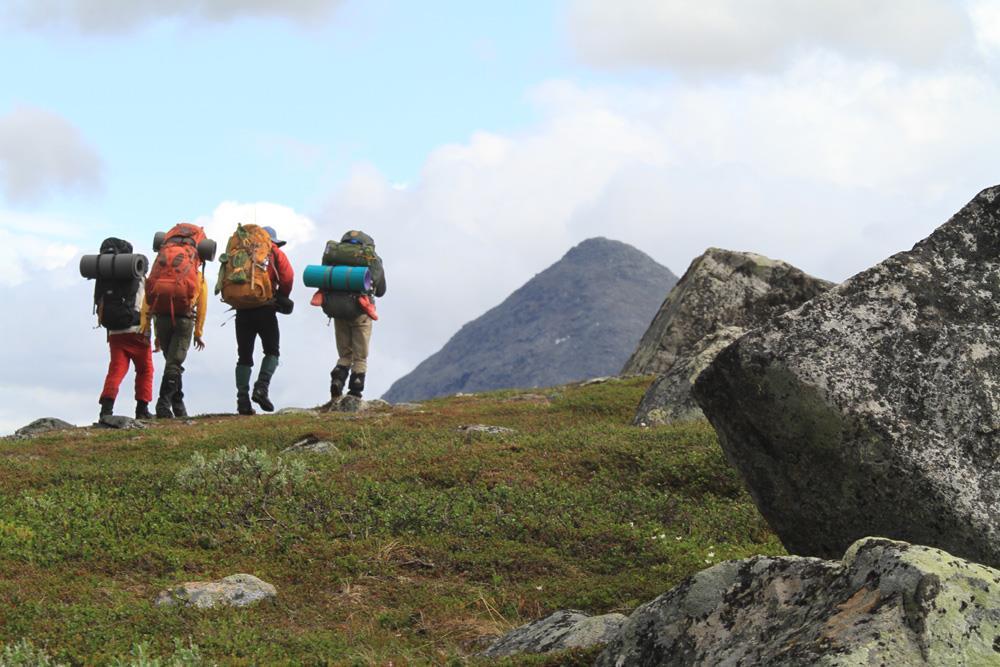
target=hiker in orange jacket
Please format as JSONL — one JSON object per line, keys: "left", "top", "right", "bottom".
{"left": 234, "top": 226, "right": 295, "bottom": 415}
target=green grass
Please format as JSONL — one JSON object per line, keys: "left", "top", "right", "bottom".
{"left": 0, "top": 377, "right": 783, "bottom": 665}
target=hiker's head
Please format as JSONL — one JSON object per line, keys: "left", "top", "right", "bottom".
{"left": 262, "top": 226, "right": 286, "bottom": 248}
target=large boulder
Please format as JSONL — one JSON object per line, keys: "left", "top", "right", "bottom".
{"left": 693, "top": 186, "right": 1000, "bottom": 567}
{"left": 597, "top": 537, "right": 1000, "bottom": 666}
{"left": 625, "top": 248, "right": 833, "bottom": 424}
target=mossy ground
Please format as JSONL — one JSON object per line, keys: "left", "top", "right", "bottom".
{"left": 0, "top": 377, "right": 783, "bottom": 665}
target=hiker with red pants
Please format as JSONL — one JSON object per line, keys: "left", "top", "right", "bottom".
{"left": 82, "top": 237, "right": 155, "bottom": 420}
{"left": 217, "top": 225, "right": 295, "bottom": 415}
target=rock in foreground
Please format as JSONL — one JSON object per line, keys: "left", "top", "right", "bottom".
{"left": 597, "top": 538, "right": 1000, "bottom": 666}
{"left": 155, "top": 574, "right": 276, "bottom": 609}
{"left": 693, "top": 186, "right": 1000, "bottom": 566}
{"left": 626, "top": 248, "right": 832, "bottom": 425}
{"left": 482, "top": 610, "right": 627, "bottom": 658}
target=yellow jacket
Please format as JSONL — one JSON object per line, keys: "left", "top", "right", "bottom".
{"left": 193, "top": 274, "right": 208, "bottom": 339}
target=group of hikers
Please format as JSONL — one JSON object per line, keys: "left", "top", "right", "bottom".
{"left": 83, "top": 223, "right": 387, "bottom": 421}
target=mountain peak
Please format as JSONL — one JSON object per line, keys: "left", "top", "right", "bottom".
{"left": 383, "top": 238, "right": 678, "bottom": 402}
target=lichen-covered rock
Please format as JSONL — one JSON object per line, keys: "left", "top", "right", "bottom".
{"left": 12, "top": 418, "right": 75, "bottom": 439}
{"left": 626, "top": 248, "right": 832, "bottom": 425}
{"left": 482, "top": 609, "right": 627, "bottom": 658}
{"left": 97, "top": 415, "right": 146, "bottom": 430}
{"left": 597, "top": 537, "right": 1000, "bottom": 666}
{"left": 282, "top": 436, "right": 339, "bottom": 455}
{"left": 693, "top": 186, "right": 1000, "bottom": 566}
{"left": 155, "top": 573, "right": 276, "bottom": 609}
{"left": 458, "top": 424, "right": 516, "bottom": 436}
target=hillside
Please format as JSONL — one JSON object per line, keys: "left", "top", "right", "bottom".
{"left": 382, "top": 238, "right": 678, "bottom": 403}
{"left": 0, "top": 378, "right": 780, "bottom": 664}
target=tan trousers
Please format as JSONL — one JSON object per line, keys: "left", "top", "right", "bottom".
{"left": 335, "top": 314, "right": 372, "bottom": 373}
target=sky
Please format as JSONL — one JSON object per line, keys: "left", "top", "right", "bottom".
{"left": 2, "top": 0, "right": 1000, "bottom": 434}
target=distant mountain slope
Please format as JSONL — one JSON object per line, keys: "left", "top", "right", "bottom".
{"left": 383, "top": 237, "right": 678, "bottom": 403}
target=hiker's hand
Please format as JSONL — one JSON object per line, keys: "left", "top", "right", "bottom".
{"left": 153, "top": 338, "right": 161, "bottom": 353}
{"left": 194, "top": 337, "right": 205, "bottom": 351}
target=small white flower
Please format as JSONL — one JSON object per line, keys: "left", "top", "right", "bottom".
{"left": 535, "top": 586, "right": 543, "bottom": 591}
{"left": 704, "top": 559, "right": 712, "bottom": 564}
{"left": 659, "top": 533, "right": 666, "bottom": 539}
{"left": 707, "top": 551, "right": 716, "bottom": 558}
{"left": 675, "top": 536, "right": 682, "bottom": 541}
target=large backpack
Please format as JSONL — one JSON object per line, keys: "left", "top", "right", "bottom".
{"left": 216, "top": 224, "right": 276, "bottom": 309}
{"left": 94, "top": 237, "right": 141, "bottom": 330}
{"left": 319, "top": 231, "right": 382, "bottom": 320}
{"left": 146, "top": 223, "right": 207, "bottom": 317}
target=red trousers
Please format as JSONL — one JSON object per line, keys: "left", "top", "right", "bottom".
{"left": 101, "top": 333, "right": 154, "bottom": 403}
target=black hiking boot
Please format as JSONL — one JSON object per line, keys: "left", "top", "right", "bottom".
{"left": 330, "top": 365, "right": 349, "bottom": 401}
{"left": 135, "top": 400, "right": 153, "bottom": 420}
{"left": 171, "top": 377, "right": 188, "bottom": 418}
{"left": 237, "top": 393, "right": 256, "bottom": 416}
{"left": 99, "top": 398, "right": 114, "bottom": 420}
{"left": 156, "top": 373, "right": 177, "bottom": 419}
{"left": 347, "top": 372, "right": 366, "bottom": 398}
{"left": 251, "top": 381, "right": 274, "bottom": 413}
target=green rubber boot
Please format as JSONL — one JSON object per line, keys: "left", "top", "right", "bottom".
{"left": 252, "top": 354, "right": 279, "bottom": 413}
{"left": 236, "top": 364, "right": 255, "bottom": 416}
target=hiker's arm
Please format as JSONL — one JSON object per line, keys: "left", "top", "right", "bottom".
{"left": 138, "top": 298, "right": 150, "bottom": 337}
{"left": 194, "top": 276, "right": 208, "bottom": 340}
{"left": 275, "top": 249, "right": 294, "bottom": 297}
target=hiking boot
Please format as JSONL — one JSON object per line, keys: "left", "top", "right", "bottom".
{"left": 237, "top": 393, "right": 256, "bottom": 416}
{"left": 135, "top": 400, "right": 153, "bottom": 420}
{"left": 155, "top": 397, "right": 173, "bottom": 419}
{"left": 252, "top": 381, "right": 274, "bottom": 412}
{"left": 252, "top": 354, "right": 279, "bottom": 413}
{"left": 347, "top": 372, "right": 366, "bottom": 398}
{"left": 330, "top": 365, "right": 350, "bottom": 400}
{"left": 99, "top": 398, "right": 114, "bottom": 419}
{"left": 171, "top": 377, "right": 188, "bottom": 418}
{"left": 156, "top": 373, "right": 178, "bottom": 419}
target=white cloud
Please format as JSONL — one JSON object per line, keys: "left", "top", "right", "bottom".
{"left": 4, "top": 0, "right": 343, "bottom": 33}
{"left": 311, "top": 60, "right": 1000, "bottom": 393}
{"left": 568, "top": 0, "right": 975, "bottom": 72}
{"left": 194, "top": 200, "right": 317, "bottom": 253}
{"left": 0, "top": 106, "right": 103, "bottom": 205}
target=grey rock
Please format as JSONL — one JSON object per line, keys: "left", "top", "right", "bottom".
{"left": 282, "top": 436, "right": 340, "bottom": 455}
{"left": 581, "top": 376, "right": 613, "bottom": 386}
{"left": 276, "top": 407, "right": 320, "bottom": 416}
{"left": 692, "top": 186, "right": 1000, "bottom": 566}
{"left": 97, "top": 415, "right": 146, "bottom": 430}
{"left": 155, "top": 573, "right": 276, "bottom": 609}
{"left": 392, "top": 402, "right": 424, "bottom": 411}
{"left": 627, "top": 248, "right": 833, "bottom": 425}
{"left": 12, "top": 418, "right": 75, "bottom": 438}
{"left": 383, "top": 238, "right": 677, "bottom": 403}
{"left": 364, "top": 398, "right": 392, "bottom": 411}
{"left": 482, "top": 609, "right": 627, "bottom": 658}
{"left": 597, "top": 537, "right": 1000, "bottom": 666}
{"left": 458, "top": 424, "right": 516, "bottom": 435}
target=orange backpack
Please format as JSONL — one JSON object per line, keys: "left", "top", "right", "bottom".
{"left": 146, "top": 223, "right": 208, "bottom": 317}
{"left": 216, "top": 224, "right": 275, "bottom": 309}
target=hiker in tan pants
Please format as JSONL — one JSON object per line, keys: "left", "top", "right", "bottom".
{"left": 325, "top": 230, "right": 386, "bottom": 400}
{"left": 335, "top": 314, "right": 373, "bottom": 375}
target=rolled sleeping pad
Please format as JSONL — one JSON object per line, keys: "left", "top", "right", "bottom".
{"left": 302, "top": 264, "right": 372, "bottom": 292}
{"left": 80, "top": 253, "right": 149, "bottom": 280}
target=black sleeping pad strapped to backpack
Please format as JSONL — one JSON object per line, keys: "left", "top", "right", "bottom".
{"left": 92, "top": 237, "right": 142, "bottom": 330}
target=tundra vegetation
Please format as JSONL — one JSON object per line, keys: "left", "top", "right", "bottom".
{"left": 0, "top": 377, "right": 780, "bottom": 664}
